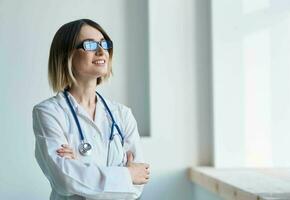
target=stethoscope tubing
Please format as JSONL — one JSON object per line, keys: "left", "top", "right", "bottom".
{"left": 95, "top": 91, "right": 125, "bottom": 145}
{"left": 64, "top": 89, "right": 85, "bottom": 141}
{"left": 63, "top": 89, "right": 125, "bottom": 146}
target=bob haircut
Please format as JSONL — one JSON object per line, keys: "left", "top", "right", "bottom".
{"left": 48, "top": 19, "right": 113, "bottom": 93}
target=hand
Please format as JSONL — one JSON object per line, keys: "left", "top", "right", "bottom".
{"left": 56, "top": 144, "right": 76, "bottom": 159}
{"left": 126, "top": 151, "right": 150, "bottom": 185}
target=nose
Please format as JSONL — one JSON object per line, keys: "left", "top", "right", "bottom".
{"left": 95, "top": 45, "right": 105, "bottom": 56}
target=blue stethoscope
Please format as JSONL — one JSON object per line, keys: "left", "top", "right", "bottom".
{"left": 63, "top": 88, "right": 124, "bottom": 158}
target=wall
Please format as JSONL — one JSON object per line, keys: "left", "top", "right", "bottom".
{"left": 141, "top": 0, "right": 213, "bottom": 199}
{"left": 212, "top": 0, "right": 290, "bottom": 167}
{"left": 0, "top": 0, "right": 213, "bottom": 199}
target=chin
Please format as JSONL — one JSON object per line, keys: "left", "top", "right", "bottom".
{"left": 94, "top": 70, "right": 108, "bottom": 78}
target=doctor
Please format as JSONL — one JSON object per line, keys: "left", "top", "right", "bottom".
{"left": 32, "top": 19, "right": 150, "bottom": 200}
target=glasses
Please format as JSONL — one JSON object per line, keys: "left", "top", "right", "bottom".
{"left": 75, "top": 39, "right": 113, "bottom": 51}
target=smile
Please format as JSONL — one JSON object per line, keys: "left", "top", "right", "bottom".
{"left": 93, "top": 59, "right": 106, "bottom": 64}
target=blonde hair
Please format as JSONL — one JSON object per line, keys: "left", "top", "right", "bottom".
{"left": 48, "top": 19, "right": 113, "bottom": 93}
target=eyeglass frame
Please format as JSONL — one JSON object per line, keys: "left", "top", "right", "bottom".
{"left": 75, "top": 39, "right": 113, "bottom": 52}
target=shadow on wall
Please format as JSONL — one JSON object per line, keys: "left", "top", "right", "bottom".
{"left": 193, "top": 0, "right": 213, "bottom": 166}
{"left": 141, "top": 169, "right": 194, "bottom": 200}
{"left": 124, "top": 0, "right": 150, "bottom": 137}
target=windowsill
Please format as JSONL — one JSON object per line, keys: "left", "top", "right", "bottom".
{"left": 188, "top": 167, "right": 290, "bottom": 200}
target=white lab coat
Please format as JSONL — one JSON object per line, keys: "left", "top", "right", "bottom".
{"left": 32, "top": 91, "right": 144, "bottom": 200}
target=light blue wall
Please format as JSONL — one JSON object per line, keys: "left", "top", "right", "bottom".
{"left": 193, "top": 183, "right": 223, "bottom": 200}
{"left": 141, "top": 170, "right": 222, "bottom": 200}
{"left": 141, "top": 169, "right": 194, "bottom": 199}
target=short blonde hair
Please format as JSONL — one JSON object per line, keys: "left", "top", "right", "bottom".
{"left": 48, "top": 19, "right": 113, "bottom": 93}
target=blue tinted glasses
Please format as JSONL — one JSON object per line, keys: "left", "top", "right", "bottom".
{"left": 76, "top": 39, "right": 113, "bottom": 51}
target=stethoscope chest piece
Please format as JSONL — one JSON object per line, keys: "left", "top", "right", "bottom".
{"left": 79, "top": 142, "right": 92, "bottom": 156}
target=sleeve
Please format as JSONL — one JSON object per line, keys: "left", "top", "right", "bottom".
{"left": 32, "top": 104, "right": 138, "bottom": 200}
{"left": 122, "top": 108, "right": 146, "bottom": 198}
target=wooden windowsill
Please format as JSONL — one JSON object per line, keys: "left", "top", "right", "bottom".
{"left": 188, "top": 167, "right": 290, "bottom": 200}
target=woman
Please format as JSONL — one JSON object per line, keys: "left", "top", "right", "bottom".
{"left": 32, "top": 19, "right": 150, "bottom": 200}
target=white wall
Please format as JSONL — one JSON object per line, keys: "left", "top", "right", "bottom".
{"left": 142, "top": 0, "right": 213, "bottom": 198}
{"left": 212, "top": 0, "right": 290, "bottom": 167}
{"left": 0, "top": 0, "right": 213, "bottom": 199}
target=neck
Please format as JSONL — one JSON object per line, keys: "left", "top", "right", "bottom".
{"left": 68, "top": 80, "right": 97, "bottom": 108}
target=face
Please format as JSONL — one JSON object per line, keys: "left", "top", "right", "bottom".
{"left": 71, "top": 25, "right": 110, "bottom": 82}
